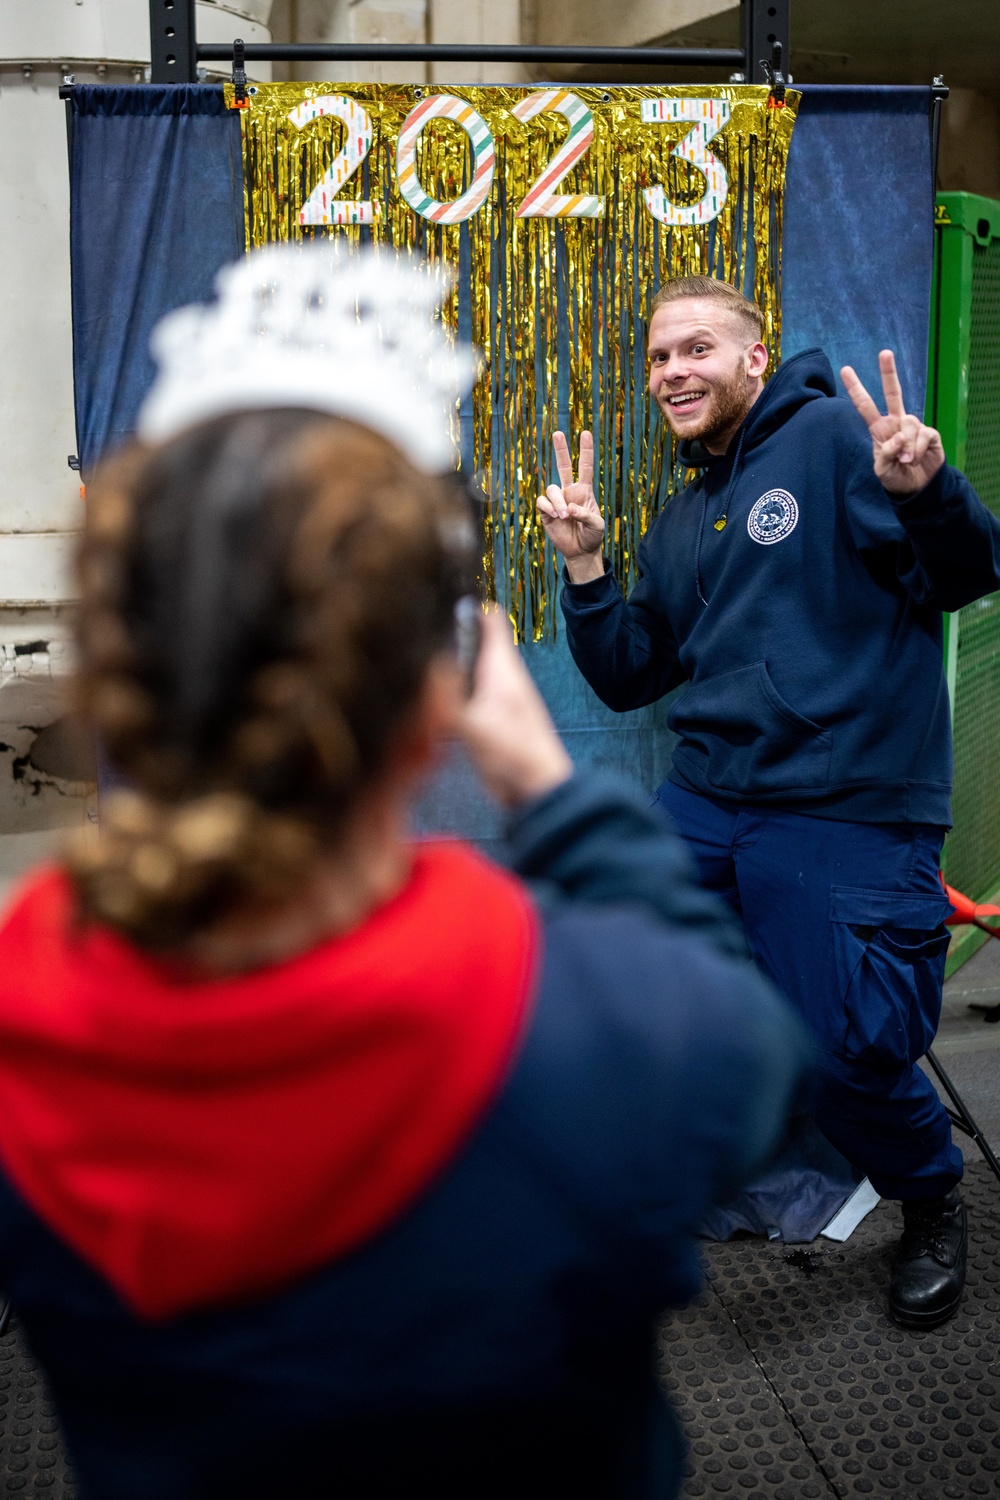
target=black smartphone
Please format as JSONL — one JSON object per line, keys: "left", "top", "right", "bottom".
{"left": 453, "top": 595, "right": 483, "bottom": 697}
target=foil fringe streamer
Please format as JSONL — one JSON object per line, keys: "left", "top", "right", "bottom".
{"left": 233, "top": 83, "right": 799, "bottom": 639}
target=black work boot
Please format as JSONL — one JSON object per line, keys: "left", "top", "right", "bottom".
{"left": 888, "top": 1188, "right": 967, "bottom": 1330}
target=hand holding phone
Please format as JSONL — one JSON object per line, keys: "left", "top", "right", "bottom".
{"left": 458, "top": 608, "right": 573, "bottom": 806}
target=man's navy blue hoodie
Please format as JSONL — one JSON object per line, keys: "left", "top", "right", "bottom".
{"left": 561, "top": 349, "right": 1000, "bottom": 825}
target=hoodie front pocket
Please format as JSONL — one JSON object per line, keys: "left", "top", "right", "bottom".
{"left": 668, "top": 661, "right": 831, "bottom": 794}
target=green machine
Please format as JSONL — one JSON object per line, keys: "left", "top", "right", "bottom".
{"left": 926, "top": 191, "right": 1000, "bottom": 973}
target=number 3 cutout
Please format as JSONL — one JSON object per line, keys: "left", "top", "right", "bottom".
{"left": 512, "top": 90, "right": 604, "bottom": 218}
{"left": 642, "top": 98, "right": 730, "bottom": 226}
{"left": 289, "top": 94, "right": 378, "bottom": 226}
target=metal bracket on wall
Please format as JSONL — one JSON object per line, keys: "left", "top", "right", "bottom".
{"left": 742, "top": 0, "right": 791, "bottom": 86}
{"left": 150, "top": 0, "right": 197, "bottom": 86}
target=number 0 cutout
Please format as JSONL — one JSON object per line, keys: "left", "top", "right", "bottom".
{"left": 642, "top": 98, "right": 730, "bottom": 226}
{"left": 290, "top": 94, "right": 378, "bottom": 226}
{"left": 512, "top": 90, "right": 604, "bottom": 218}
{"left": 396, "top": 95, "right": 496, "bottom": 224}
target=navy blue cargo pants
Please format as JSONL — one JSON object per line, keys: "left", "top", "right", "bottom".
{"left": 655, "top": 781, "right": 964, "bottom": 1201}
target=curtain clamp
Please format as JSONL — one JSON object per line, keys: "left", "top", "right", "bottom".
{"left": 229, "top": 39, "right": 251, "bottom": 110}
{"left": 761, "top": 43, "right": 787, "bottom": 110}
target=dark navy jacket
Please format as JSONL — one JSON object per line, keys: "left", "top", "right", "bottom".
{"left": 0, "top": 775, "right": 806, "bottom": 1499}
{"left": 562, "top": 350, "right": 1000, "bottom": 825}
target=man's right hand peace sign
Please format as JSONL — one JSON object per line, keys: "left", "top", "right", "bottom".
{"left": 841, "top": 350, "right": 946, "bottom": 496}
{"left": 536, "top": 431, "right": 606, "bottom": 584}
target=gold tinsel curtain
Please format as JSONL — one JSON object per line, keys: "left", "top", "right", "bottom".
{"left": 233, "top": 83, "right": 799, "bottom": 639}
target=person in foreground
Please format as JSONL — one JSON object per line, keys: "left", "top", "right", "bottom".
{"left": 0, "top": 248, "right": 806, "bottom": 1499}
{"left": 539, "top": 275, "right": 1000, "bottom": 1332}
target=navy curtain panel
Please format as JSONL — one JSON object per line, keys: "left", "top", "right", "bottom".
{"left": 782, "top": 85, "right": 935, "bottom": 413}
{"left": 69, "top": 83, "right": 935, "bottom": 859}
{"left": 69, "top": 85, "right": 244, "bottom": 477}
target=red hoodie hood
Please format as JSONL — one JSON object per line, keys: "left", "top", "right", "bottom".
{"left": 0, "top": 842, "right": 537, "bottom": 1321}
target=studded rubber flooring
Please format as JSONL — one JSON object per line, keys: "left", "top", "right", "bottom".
{"left": 661, "top": 1159, "right": 1000, "bottom": 1498}
{"left": 0, "top": 1165, "right": 994, "bottom": 1497}
{"left": 1, "top": 938, "right": 999, "bottom": 1499}
{"left": 0, "top": 1323, "right": 75, "bottom": 1497}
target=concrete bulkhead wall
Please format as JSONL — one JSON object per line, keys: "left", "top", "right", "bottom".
{"left": 267, "top": 0, "right": 526, "bottom": 87}
{"left": 0, "top": 0, "right": 531, "bottom": 860}
{"left": 0, "top": 1, "right": 274, "bottom": 866}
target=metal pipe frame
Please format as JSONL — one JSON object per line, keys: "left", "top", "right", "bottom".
{"left": 151, "top": 0, "right": 789, "bottom": 85}
{"left": 197, "top": 42, "right": 745, "bottom": 67}
{"left": 930, "top": 79, "right": 948, "bottom": 191}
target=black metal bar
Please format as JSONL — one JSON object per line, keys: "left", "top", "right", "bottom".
{"left": 742, "top": 0, "right": 790, "bottom": 86}
{"left": 150, "top": 0, "right": 197, "bottom": 85}
{"left": 930, "top": 78, "right": 948, "bottom": 192}
{"left": 196, "top": 42, "right": 745, "bottom": 67}
{"left": 926, "top": 1047, "right": 1000, "bottom": 1186}
{"left": 63, "top": 92, "right": 75, "bottom": 174}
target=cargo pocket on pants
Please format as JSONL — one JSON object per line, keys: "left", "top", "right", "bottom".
{"left": 829, "top": 886, "right": 952, "bottom": 1071}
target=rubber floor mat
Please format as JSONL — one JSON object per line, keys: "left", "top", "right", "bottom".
{"left": 0, "top": 1163, "right": 997, "bottom": 1496}
{"left": 662, "top": 1159, "right": 1000, "bottom": 1497}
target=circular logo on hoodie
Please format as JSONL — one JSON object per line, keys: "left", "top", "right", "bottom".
{"left": 747, "top": 489, "right": 799, "bottom": 546}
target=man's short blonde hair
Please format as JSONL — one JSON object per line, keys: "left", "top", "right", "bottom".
{"left": 650, "top": 276, "right": 765, "bottom": 344}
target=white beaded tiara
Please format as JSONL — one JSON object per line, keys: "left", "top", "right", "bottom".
{"left": 137, "top": 243, "right": 478, "bottom": 473}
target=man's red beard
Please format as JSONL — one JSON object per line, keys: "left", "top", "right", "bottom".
{"left": 660, "top": 358, "right": 755, "bottom": 446}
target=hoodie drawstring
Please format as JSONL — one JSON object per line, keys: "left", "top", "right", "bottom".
{"left": 694, "top": 425, "right": 747, "bottom": 607}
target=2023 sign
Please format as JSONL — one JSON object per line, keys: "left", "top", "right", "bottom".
{"left": 289, "top": 90, "right": 731, "bottom": 230}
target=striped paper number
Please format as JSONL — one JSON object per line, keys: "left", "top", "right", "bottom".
{"left": 396, "top": 95, "right": 495, "bottom": 224}
{"left": 642, "top": 98, "right": 730, "bottom": 226}
{"left": 290, "top": 94, "right": 378, "bottom": 226}
{"left": 512, "top": 90, "right": 604, "bottom": 218}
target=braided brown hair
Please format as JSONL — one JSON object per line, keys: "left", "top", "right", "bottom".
{"left": 68, "top": 409, "right": 479, "bottom": 950}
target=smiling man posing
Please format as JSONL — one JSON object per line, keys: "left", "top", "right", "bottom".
{"left": 537, "top": 274, "right": 1000, "bottom": 1330}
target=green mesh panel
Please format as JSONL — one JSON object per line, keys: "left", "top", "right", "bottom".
{"left": 944, "top": 234, "right": 1000, "bottom": 900}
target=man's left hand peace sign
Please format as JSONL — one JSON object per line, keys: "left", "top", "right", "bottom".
{"left": 841, "top": 350, "right": 945, "bottom": 496}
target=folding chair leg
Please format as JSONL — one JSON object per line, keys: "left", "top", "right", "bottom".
{"left": 925, "top": 1046, "right": 1000, "bottom": 1187}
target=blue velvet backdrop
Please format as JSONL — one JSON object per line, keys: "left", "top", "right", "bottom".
{"left": 783, "top": 85, "right": 934, "bottom": 414}
{"left": 70, "top": 83, "right": 935, "bottom": 858}
{"left": 70, "top": 86, "right": 244, "bottom": 476}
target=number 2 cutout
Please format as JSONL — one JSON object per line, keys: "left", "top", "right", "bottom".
{"left": 512, "top": 90, "right": 604, "bottom": 218}
{"left": 289, "top": 94, "right": 378, "bottom": 226}
{"left": 642, "top": 98, "right": 730, "bottom": 226}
